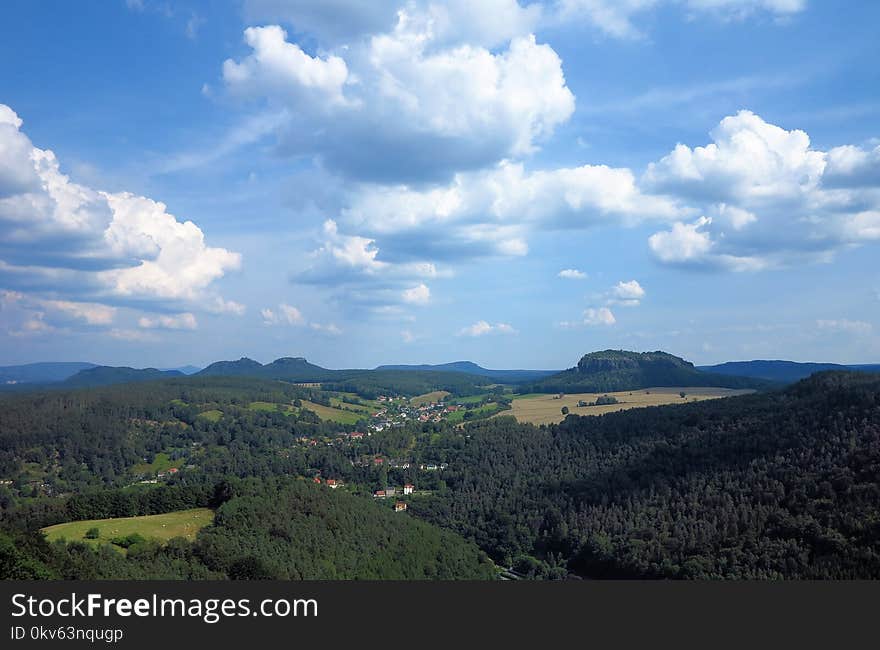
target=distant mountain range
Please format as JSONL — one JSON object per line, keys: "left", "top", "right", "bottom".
{"left": 698, "top": 360, "right": 880, "bottom": 383}
{"left": 375, "top": 361, "right": 558, "bottom": 383}
{"left": 2, "top": 352, "right": 879, "bottom": 393}
{"left": 0, "top": 362, "right": 98, "bottom": 385}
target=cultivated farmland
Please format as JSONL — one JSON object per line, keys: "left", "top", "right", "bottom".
{"left": 505, "top": 387, "right": 754, "bottom": 425}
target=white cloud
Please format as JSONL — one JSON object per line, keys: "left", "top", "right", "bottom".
{"left": 609, "top": 279, "right": 646, "bottom": 306}
{"left": 0, "top": 104, "right": 241, "bottom": 314}
{"left": 644, "top": 111, "right": 880, "bottom": 270}
{"left": 207, "top": 297, "right": 247, "bottom": 315}
{"left": 401, "top": 328, "right": 416, "bottom": 343}
{"left": 583, "top": 307, "right": 616, "bottom": 326}
{"left": 261, "top": 303, "right": 305, "bottom": 326}
{"left": 458, "top": 320, "right": 517, "bottom": 337}
{"left": 138, "top": 313, "right": 198, "bottom": 330}
{"left": 336, "top": 160, "right": 682, "bottom": 269}
{"left": 222, "top": 26, "right": 350, "bottom": 107}
{"left": 817, "top": 319, "right": 872, "bottom": 336}
{"left": 401, "top": 283, "right": 431, "bottom": 305}
{"left": 40, "top": 300, "right": 116, "bottom": 325}
{"left": 220, "top": 15, "right": 575, "bottom": 182}
{"left": 310, "top": 321, "right": 342, "bottom": 335}
{"left": 558, "top": 268, "right": 587, "bottom": 280}
{"left": 648, "top": 217, "right": 715, "bottom": 264}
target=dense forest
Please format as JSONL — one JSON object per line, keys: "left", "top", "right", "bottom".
{"left": 1, "top": 370, "right": 879, "bottom": 580}
{"left": 1, "top": 479, "right": 493, "bottom": 580}
{"left": 412, "top": 372, "right": 880, "bottom": 578}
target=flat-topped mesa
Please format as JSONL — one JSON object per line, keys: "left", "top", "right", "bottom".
{"left": 576, "top": 350, "right": 693, "bottom": 374}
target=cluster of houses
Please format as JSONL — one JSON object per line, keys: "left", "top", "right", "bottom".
{"left": 313, "top": 476, "right": 344, "bottom": 489}
{"left": 367, "top": 396, "right": 463, "bottom": 432}
{"left": 372, "top": 483, "right": 414, "bottom": 513}
{"left": 373, "top": 483, "right": 415, "bottom": 498}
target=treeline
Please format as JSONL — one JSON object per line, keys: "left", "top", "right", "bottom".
{"left": 1, "top": 479, "right": 495, "bottom": 580}
{"left": 411, "top": 372, "right": 880, "bottom": 579}
{"left": 322, "top": 369, "right": 487, "bottom": 399}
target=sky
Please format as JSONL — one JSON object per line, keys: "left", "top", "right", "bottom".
{"left": 1, "top": 0, "right": 879, "bottom": 370}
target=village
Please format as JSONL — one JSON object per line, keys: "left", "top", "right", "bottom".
{"left": 367, "top": 394, "right": 461, "bottom": 433}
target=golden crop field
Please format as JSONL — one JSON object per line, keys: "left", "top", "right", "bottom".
{"left": 41, "top": 508, "right": 214, "bottom": 548}
{"left": 506, "top": 387, "right": 755, "bottom": 426}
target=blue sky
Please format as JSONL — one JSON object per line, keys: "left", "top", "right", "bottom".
{"left": 1, "top": 0, "right": 879, "bottom": 370}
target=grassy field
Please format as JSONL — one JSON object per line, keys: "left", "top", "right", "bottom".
{"left": 130, "top": 452, "right": 177, "bottom": 476}
{"left": 505, "top": 387, "right": 755, "bottom": 425}
{"left": 329, "top": 397, "right": 374, "bottom": 414}
{"left": 410, "top": 390, "right": 451, "bottom": 406}
{"left": 42, "top": 508, "right": 214, "bottom": 548}
{"left": 299, "top": 400, "right": 364, "bottom": 424}
{"left": 248, "top": 401, "right": 289, "bottom": 412}
{"left": 197, "top": 409, "right": 223, "bottom": 422}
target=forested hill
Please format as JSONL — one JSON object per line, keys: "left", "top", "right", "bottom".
{"left": 0, "top": 362, "right": 97, "bottom": 385}
{"left": 699, "top": 359, "right": 880, "bottom": 383}
{"left": 528, "top": 350, "right": 769, "bottom": 393}
{"left": 0, "top": 479, "right": 495, "bottom": 580}
{"left": 376, "top": 361, "right": 558, "bottom": 383}
{"left": 412, "top": 371, "right": 880, "bottom": 579}
{"left": 62, "top": 366, "right": 184, "bottom": 388}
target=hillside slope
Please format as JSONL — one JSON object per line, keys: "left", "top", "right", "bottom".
{"left": 413, "top": 371, "right": 880, "bottom": 578}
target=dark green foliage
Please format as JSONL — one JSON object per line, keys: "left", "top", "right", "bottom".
{"left": 413, "top": 372, "right": 880, "bottom": 579}
{"left": 110, "top": 533, "right": 146, "bottom": 548}
{"left": 195, "top": 479, "right": 494, "bottom": 579}
{"left": 0, "top": 480, "right": 493, "bottom": 580}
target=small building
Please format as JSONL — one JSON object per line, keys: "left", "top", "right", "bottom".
{"left": 313, "top": 476, "right": 322, "bottom": 484}
{"left": 167, "top": 467, "right": 179, "bottom": 474}
{"left": 394, "top": 501, "right": 407, "bottom": 512}
{"left": 403, "top": 484, "right": 414, "bottom": 495}
{"left": 373, "top": 490, "right": 386, "bottom": 498}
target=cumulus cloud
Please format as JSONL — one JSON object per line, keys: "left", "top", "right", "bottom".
{"left": 261, "top": 303, "right": 305, "bottom": 326}
{"left": 561, "top": 307, "right": 617, "bottom": 328}
{"left": 222, "top": 26, "right": 350, "bottom": 107}
{"left": 220, "top": 12, "right": 575, "bottom": 183}
{"left": 294, "top": 219, "right": 441, "bottom": 311}
{"left": 458, "top": 320, "right": 517, "bottom": 337}
{"left": 401, "top": 283, "right": 431, "bottom": 305}
{"left": 609, "top": 280, "right": 646, "bottom": 306}
{"left": 0, "top": 104, "right": 241, "bottom": 319}
{"left": 335, "top": 160, "right": 682, "bottom": 269}
{"left": 138, "top": 313, "right": 198, "bottom": 330}
{"left": 644, "top": 111, "right": 880, "bottom": 270}
{"left": 558, "top": 268, "right": 587, "bottom": 280}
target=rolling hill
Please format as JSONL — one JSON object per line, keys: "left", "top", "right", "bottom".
{"left": 62, "top": 366, "right": 184, "bottom": 388}
{"left": 0, "top": 362, "right": 97, "bottom": 385}
{"left": 376, "top": 361, "right": 558, "bottom": 383}
{"left": 699, "top": 360, "right": 880, "bottom": 383}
